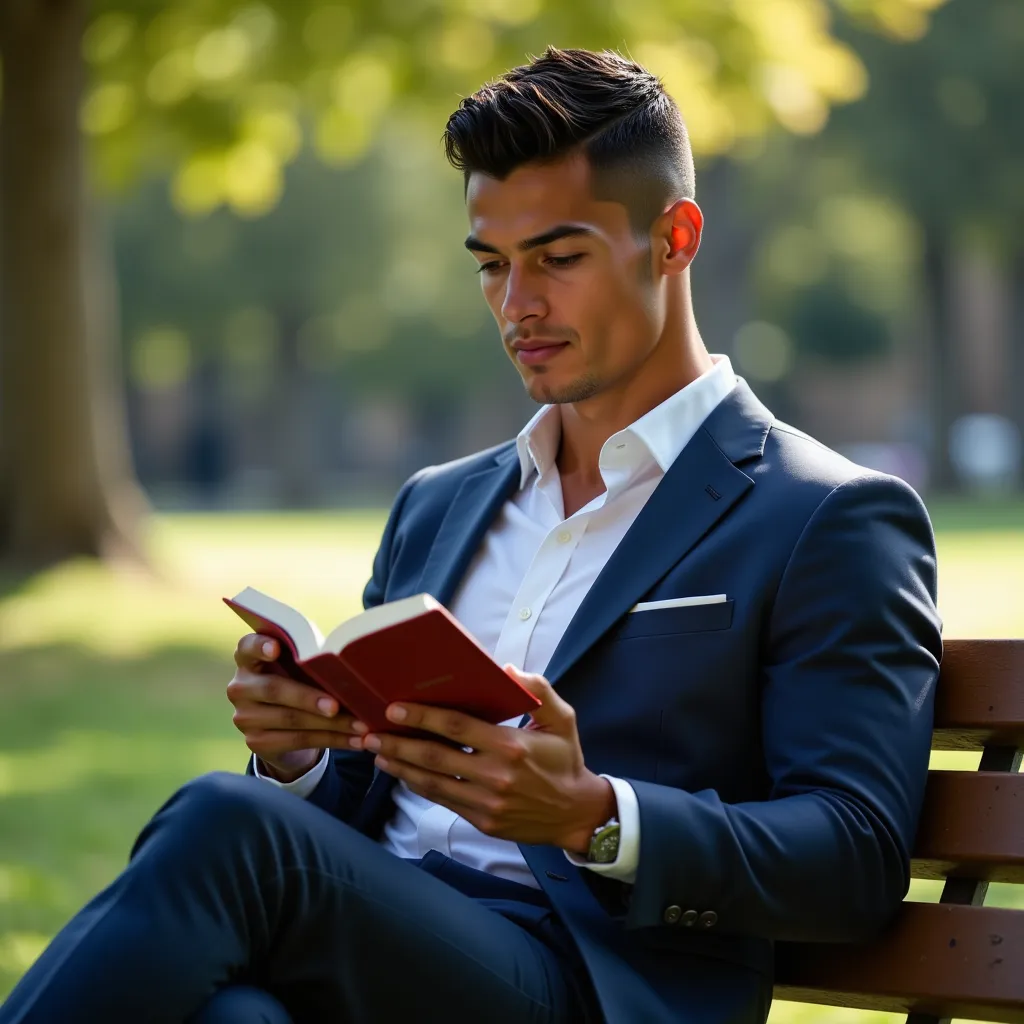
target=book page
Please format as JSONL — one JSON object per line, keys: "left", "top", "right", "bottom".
{"left": 322, "top": 593, "right": 438, "bottom": 654}
{"left": 226, "top": 587, "right": 325, "bottom": 661}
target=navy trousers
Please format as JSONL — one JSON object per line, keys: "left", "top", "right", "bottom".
{"left": 0, "top": 772, "right": 599, "bottom": 1023}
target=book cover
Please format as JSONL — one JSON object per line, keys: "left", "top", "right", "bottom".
{"left": 224, "top": 589, "right": 540, "bottom": 735}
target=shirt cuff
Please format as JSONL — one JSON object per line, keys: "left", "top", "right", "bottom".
{"left": 251, "top": 749, "right": 329, "bottom": 799}
{"left": 563, "top": 775, "right": 640, "bottom": 884}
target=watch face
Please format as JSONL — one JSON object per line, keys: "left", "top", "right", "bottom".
{"left": 590, "top": 823, "right": 621, "bottom": 863}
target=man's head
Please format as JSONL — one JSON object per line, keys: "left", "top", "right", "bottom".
{"left": 443, "top": 47, "right": 704, "bottom": 407}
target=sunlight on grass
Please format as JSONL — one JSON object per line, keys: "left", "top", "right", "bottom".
{"left": 0, "top": 934, "right": 49, "bottom": 977}
{"left": 0, "top": 512, "right": 383, "bottom": 656}
{"left": 0, "top": 864, "right": 69, "bottom": 910}
{"left": 0, "top": 731, "right": 240, "bottom": 797}
{"left": 768, "top": 1003, "right": 901, "bottom": 1024}
{"left": 934, "top": 530, "right": 1024, "bottom": 637}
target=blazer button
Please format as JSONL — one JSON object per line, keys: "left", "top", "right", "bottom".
{"left": 698, "top": 910, "right": 718, "bottom": 928}
{"left": 681, "top": 909, "right": 698, "bottom": 927}
{"left": 663, "top": 905, "right": 682, "bottom": 925}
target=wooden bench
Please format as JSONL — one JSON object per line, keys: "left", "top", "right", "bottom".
{"left": 775, "top": 639, "right": 1024, "bottom": 1023}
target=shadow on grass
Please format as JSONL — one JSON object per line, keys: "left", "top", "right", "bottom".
{"left": 0, "top": 569, "right": 35, "bottom": 603}
{"left": 0, "top": 642, "right": 246, "bottom": 997}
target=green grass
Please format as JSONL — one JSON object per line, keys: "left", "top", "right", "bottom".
{"left": 1, "top": 501, "right": 1022, "bottom": 1020}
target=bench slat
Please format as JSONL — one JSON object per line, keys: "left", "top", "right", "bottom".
{"left": 911, "top": 771, "right": 1024, "bottom": 883}
{"left": 933, "top": 640, "right": 1024, "bottom": 751}
{"left": 775, "top": 903, "right": 1024, "bottom": 1023}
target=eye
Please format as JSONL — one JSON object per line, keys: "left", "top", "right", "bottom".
{"left": 475, "top": 261, "right": 505, "bottom": 275}
{"left": 546, "top": 253, "right": 584, "bottom": 268}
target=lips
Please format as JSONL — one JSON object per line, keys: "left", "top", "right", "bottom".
{"left": 513, "top": 341, "right": 569, "bottom": 366}
{"left": 511, "top": 339, "right": 569, "bottom": 351}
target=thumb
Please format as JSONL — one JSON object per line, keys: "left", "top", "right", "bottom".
{"left": 504, "top": 664, "right": 573, "bottom": 732}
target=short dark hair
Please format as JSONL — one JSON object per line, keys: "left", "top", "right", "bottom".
{"left": 442, "top": 47, "right": 695, "bottom": 236}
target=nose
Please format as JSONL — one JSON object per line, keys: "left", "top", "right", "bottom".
{"left": 500, "top": 264, "right": 546, "bottom": 324}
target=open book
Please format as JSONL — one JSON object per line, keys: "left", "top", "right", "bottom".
{"left": 223, "top": 587, "right": 540, "bottom": 734}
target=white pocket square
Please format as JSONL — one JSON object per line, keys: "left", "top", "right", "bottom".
{"left": 629, "top": 594, "right": 728, "bottom": 613}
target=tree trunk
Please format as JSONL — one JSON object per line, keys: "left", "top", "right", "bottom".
{"left": 273, "top": 311, "right": 320, "bottom": 507}
{"left": 920, "top": 222, "right": 960, "bottom": 493}
{"left": 1010, "top": 252, "right": 1024, "bottom": 472}
{"left": 0, "top": 0, "right": 148, "bottom": 571}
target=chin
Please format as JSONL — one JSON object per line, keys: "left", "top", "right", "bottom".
{"left": 526, "top": 371, "right": 602, "bottom": 405}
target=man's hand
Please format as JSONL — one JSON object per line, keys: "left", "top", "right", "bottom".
{"left": 349, "top": 665, "right": 615, "bottom": 853}
{"left": 227, "top": 634, "right": 367, "bottom": 783}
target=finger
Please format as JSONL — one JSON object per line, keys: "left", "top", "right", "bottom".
{"left": 245, "top": 730, "right": 364, "bottom": 759}
{"left": 233, "top": 633, "right": 280, "bottom": 669}
{"left": 360, "top": 733, "right": 490, "bottom": 782}
{"left": 227, "top": 671, "right": 344, "bottom": 720}
{"left": 374, "top": 754, "right": 497, "bottom": 816}
{"left": 383, "top": 703, "right": 501, "bottom": 750}
{"left": 233, "top": 702, "right": 362, "bottom": 737}
{"left": 503, "top": 666, "right": 574, "bottom": 731}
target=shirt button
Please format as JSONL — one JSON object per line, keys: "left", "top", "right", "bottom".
{"left": 698, "top": 910, "right": 718, "bottom": 929}
{"left": 518, "top": 607, "right": 532, "bottom": 621}
{"left": 681, "top": 909, "right": 698, "bottom": 927}
{"left": 663, "top": 905, "right": 682, "bottom": 925}
{"left": 556, "top": 529, "right": 572, "bottom": 544}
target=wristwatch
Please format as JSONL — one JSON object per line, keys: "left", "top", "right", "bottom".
{"left": 587, "top": 816, "right": 621, "bottom": 863}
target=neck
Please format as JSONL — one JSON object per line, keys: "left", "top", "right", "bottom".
{"left": 556, "top": 274, "right": 711, "bottom": 486}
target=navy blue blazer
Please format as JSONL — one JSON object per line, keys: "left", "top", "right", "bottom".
{"left": 288, "top": 380, "right": 942, "bottom": 1023}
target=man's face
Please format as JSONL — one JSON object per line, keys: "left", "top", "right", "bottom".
{"left": 465, "top": 154, "right": 664, "bottom": 406}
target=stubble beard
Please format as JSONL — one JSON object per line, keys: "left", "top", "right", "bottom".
{"left": 525, "top": 370, "right": 603, "bottom": 405}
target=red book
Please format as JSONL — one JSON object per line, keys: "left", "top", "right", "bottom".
{"left": 223, "top": 587, "right": 540, "bottom": 735}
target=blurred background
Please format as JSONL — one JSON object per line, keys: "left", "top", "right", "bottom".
{"left": 0, "top": 0, "right": 1021, "bottom": 1018}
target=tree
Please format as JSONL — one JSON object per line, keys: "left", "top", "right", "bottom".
{"left": 0, "top": 0, "right": 950, "bottom": 570}
{"left": 0, "top": 0, "right": 147, "bottom": 571}
{"left": 827, "top": 0, "right": 1024, "bottom": 487}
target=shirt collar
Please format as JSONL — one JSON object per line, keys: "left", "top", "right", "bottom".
{"left": 515, "top": 404, "right": 561, "bottom": 489}
{"left": 515, "top": 354, "right": 737, "bottom": 489}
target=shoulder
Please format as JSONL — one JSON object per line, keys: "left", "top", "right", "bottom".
{"left": 412, "top": 438, "right": 517, "bottom": 484}
{"left": 737, "top": 418, "right": 935, "bottom": 585}
{"left": 403, "top": 439, "right": 517, "bottom": 499}
{"left": 760, "top": 421, "right": 936, "bottom": 595}
{"left": 758, "top": 418, "right": 928, "bottom": 519}
{"left": 384, "top": 439, "right": 518, "bottom": 530}
{"left": 762, "top": 419, "right": 867, "bottom": 490}
{"left": 369, "top": 439, "right": 518, "bottom": 580}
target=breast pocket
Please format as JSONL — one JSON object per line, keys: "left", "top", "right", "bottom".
{"left": 614, "top": 599, "right": 734, "bottom": 640}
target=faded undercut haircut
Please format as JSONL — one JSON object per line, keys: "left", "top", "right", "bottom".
{"left": 442, "top": 46, "right": 696, "bottom": 238}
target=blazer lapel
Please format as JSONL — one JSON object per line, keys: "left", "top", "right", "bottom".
{"left": 417, "top": 443, "right": 522, "bottom": 607}
{"left": 358, "top": 445, "right": 521, "bottom": 831}
{"left": 543, "top": 380, "right": 772, "bottom": 686}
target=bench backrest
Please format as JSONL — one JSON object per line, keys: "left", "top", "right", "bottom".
{"left": 774, "top": 639, "right": 1024, "bottom": 1024}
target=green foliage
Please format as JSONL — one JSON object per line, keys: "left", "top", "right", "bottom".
{"left": 788, "top": 276, "right": 890, "bottom": 363}
{"left": 700, "top": 0, "right": 1024, "bottom": 374}
{"left": 92, "top": 0, "right": 968, "bottom": 386}
{"left": 80, "top": 0, "right": 952, "bottom": 217}
{"left": 740, "top": 153, "right": 923, "bottom": 366}
{"left": 832, "top": 0, "right": 1024, "bottom": 235}
{"left": 113, "top": 122, "right": 515, "bottom": 421}
{"left": 724, "top": 0, "right": 1024, "bottom": 369}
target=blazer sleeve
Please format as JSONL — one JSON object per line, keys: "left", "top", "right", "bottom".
{"left": 245, "top": 470, "right": 424, "bottom": 822}
{"left": 624, "top": 473, "right": 942, "bottom": 943}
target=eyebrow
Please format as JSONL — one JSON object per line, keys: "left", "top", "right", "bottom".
{"left": 464, "top": 224, "right": 596, "bottom": 255}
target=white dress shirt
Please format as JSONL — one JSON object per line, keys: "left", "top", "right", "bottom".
{"left": 255, "top": 355, "right": 738, "bottom": 888}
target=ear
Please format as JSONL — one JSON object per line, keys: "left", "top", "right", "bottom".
{"left": 654, "top": 199, "right": 703, "bottom": 275}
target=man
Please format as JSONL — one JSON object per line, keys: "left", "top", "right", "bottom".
{"left": 0, "top": 47, "right": 941, "bottom": 1024}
